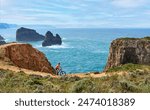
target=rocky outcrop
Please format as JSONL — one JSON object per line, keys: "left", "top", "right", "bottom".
{"left": 0, "top": 35, "right": 6, "bottom": 45}
{"left": 0, "top": 35, "right": 5, "bottom": 41}
{"left": 16, "top": 27, "right": 44, "bottom": 41}
{"left": 104, "top": 37, "right": 150, "bottom": 71}
{"left": 42, "top": 31, "right": 62, "bottom": 47}
{"left": 0, "top": 41, "right": 6, "bottom": 45}
{"left": 0, "top": 43, "right": 55, "bottom": 74}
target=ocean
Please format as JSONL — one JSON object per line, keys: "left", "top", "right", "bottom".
{"left": 0, "top": 27, "right": 150, "bottom": 73}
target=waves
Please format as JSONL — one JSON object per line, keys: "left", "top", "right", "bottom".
{"left": 45, "top": 42, "right": 73, "bottom": 49}
{"left": 92, "top": 50, "right": 108, "bottom": 54}
{"left": 34, "top": 38, "right": 73, "bottom": 49}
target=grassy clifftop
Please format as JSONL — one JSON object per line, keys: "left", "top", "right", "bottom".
{"left": 117, "top": 36, "right": 150, "bottom": 40}
{"left": 0, "top": 64, "right": 150, "bottom": 93}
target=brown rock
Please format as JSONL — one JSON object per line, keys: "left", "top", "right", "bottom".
{"left": 0, "top": 43, "right": 55, "bottom": 74}
{"left": 104, "top": 38, "right": 150, "bottom": 71}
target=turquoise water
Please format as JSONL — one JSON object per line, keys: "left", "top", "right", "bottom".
{"left": 0, "top": 27, "right": 150, "bottom": 73}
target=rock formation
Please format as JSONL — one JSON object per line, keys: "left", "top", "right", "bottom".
{"left": 0, "top": 43, "right": 55, "bottom": 74}
{"left": 16, "top": 27, "right": 44, "bottom": 41}
{"left": 0, "top": 35, "right": 6, "bottom": 45}
{"left": 104, "top": 37, "right": 150, "bottom": 71}
{"left": 0, "top": 35, "right": 5, "bottom": 41}
{"left": 42, "top": 31, "right": 62, "bottom": 47}
{"left": 0, "top": 41, "right": 6, "bottom": 45}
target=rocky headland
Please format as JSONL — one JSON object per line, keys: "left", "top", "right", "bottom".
{"left": 42, "top": 31, "right": 62, "bottom": 47}
{"left": 0, "top": 35, "right": 5, "bottom": 41}
{"left": 105, "top": 37, "right": 150, "bottom": 71}
{"left": 0, "top": 43, "right": 55, "bottom": 74}
{"left": 0, "top": 35, "right": 6, "bottom": 45}
{"left": 16, "top": 27, "right": 45, "bottom": 41}
{"left": 0, "top": 23, "right": 17, "bottom": 29}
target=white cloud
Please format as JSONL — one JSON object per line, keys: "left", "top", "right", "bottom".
{"left": 112, "top": 0, "right": 147, "bottom": 8}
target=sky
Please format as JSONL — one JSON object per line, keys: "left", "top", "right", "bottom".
{"left": 0, "top": 0, "right": 150, "bottom": 28}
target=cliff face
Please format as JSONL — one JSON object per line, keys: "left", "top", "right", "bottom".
{"left": 105, "top": 38, "right": 150, "bottom": 71}
{"left": 16, "top": 27, "right": 44, "bottom": 41}
{"left": 0, "top": 43, "right": 55, "bottom": 74}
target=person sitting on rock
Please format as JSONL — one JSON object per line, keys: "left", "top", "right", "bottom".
{"left": 55, "top": 63, "right": 61, "bottom": 75}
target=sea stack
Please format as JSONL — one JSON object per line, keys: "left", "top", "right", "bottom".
{"left": 42, "top": 31, "right": 62, "bottom": 47}
{"left": 16, "top": 27, "right": 45, "bottom": 41}
{"left": 104, "top": 37, "right": 150, "bottom": 71}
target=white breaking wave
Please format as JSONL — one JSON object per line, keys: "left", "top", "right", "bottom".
{"left": 35, "top": 42, "right": 73, "bottom": 49}
{"left": 46, "top": 42, "right": 73, "bottom": 49}
{"left": 62, "top": 37, "right": 67, "bottom": 40}
{"left": 92, "top": 50, "right": 108, "bottom": 54}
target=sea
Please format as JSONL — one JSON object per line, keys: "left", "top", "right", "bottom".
{"left": 0, "top": 27, "right": 150, "bottom": 73}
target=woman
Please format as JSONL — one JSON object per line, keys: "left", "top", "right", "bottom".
{"left": 55, "top": 63, "right": 61, "bottom": 75}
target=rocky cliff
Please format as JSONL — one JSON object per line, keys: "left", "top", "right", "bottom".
{"left": 0, "top": 43, "right": 55, "bottom": 74}
{"left": 42, "top": 31, "right": 62, "bottom": 47}
{"left": 16, "top": 27, "right": 44, "bottom": 41}
{"left": 104, "top": 37, "right": 150, "bottom": 71}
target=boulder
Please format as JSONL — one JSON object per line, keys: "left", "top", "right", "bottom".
{"left": 104, "top": 37, "right": 150, "bottom": 71}
{"left": 16, "top": 27, "right": 44, "bottom": 41}
{"left": 0, "top": 43, "right": 55, "bottom": 74}
{"left": 42, "top": 31, "right": 62, "bottom": 47}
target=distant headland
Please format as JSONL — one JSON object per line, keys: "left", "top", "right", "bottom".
{"left": 0, "top": 23, "right": 17, "bottom": 29}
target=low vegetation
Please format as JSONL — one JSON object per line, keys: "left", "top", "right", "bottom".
{"left": 0, "top": 64, "right": 150, "bottom": 93}
{"left": 106, "top": 63, "right": 149, "bottom": 72}
{"left": 143, "top": 36, "right": 150, "bottom": 40}
{"left": 117, "top": 36, "right": 150, "bottom": 40}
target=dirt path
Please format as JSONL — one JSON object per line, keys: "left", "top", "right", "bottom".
{"left": 0, "top": 61, "right": 126, "bottom": 78}
{"left": 0, "top": 61, "right": 58, "bottom": 78}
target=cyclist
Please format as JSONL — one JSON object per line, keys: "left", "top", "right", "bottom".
{"left": 55, "top": 63, "right": 61, "bottom": 75}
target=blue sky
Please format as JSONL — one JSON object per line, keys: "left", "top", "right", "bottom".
{"left": 0, "top": 0, "right": 150, "bottom": 28}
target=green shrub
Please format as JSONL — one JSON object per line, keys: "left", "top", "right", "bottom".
{"left": 143, "top": 36, "right": 150, "bottom": 40}
{"left": 106, "top": 64, "right": 143, "bottom": 72}
{"left": 71, "top": 79, "right": 94, "bottom": 93}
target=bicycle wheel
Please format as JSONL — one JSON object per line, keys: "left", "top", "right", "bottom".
{"left": 60, "top": 71, "right": 66, "bottom": 76}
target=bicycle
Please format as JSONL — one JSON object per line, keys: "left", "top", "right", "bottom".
{"left": 56, "top": 68, "right": 66, "bottom": 76}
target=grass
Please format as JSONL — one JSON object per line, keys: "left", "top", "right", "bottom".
{"left": 143, "top": 36, "right": 150, "bottom": 40}
{"left": 0, "top": 64, "right": 150, "bottom": 93}
{"left": 106, "top": 63, "right": 149, "bottom": 72}
{"left": 117, "top": 36, "right": 150, "bottom": 40}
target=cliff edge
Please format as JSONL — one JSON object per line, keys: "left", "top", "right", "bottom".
{"left": 105, "top": 37, "right": 150, "bottom": 71}
{"left": 0, "top": 43, "right": 55, "bottom": 74}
